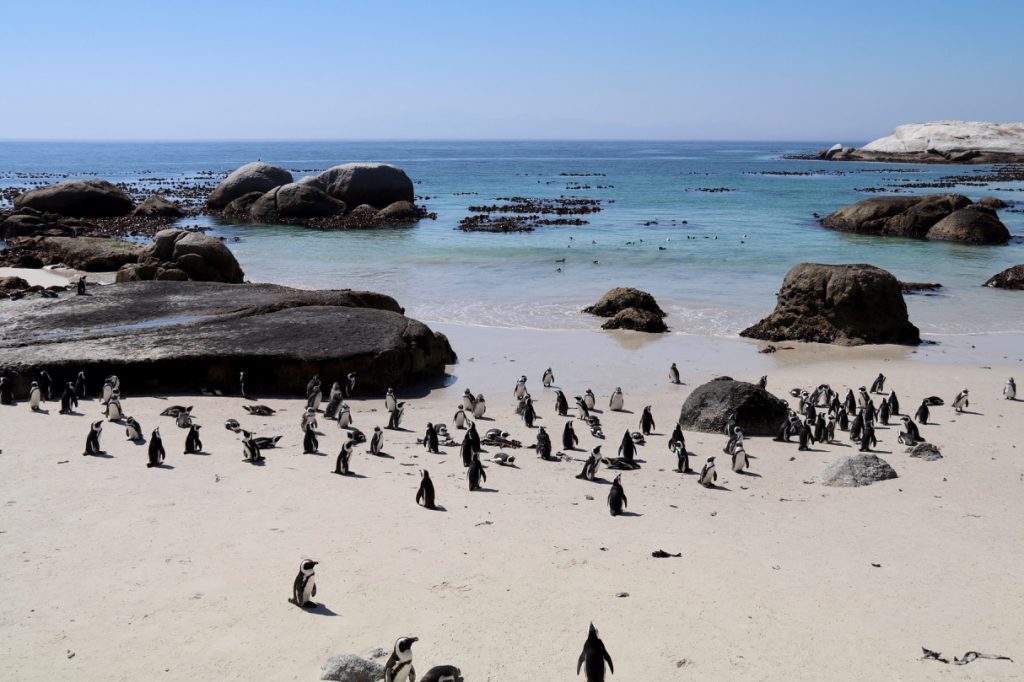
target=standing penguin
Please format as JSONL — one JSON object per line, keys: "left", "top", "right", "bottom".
{"left": 453, "top": 405, "right": 467, "bottom": 429}
{"left": 863, "top": 399, "right": 876, "bottom": 426}
{"left": 415, "top": 471, "right": 435, "bottom": 509}
{"left": 888, "top": 391, "right": 900, "bottom": 415}
{"left": 798, "top": 419, "right": 816, "bottom": 451}
{"left": 879, "top": 398, "right": 891, "bottom": 426}
{"left": 915, "top": 400, "right": 930, "bottom": 425}
{"left": 292, "top": 559, "right": 318, "bottom": 608}
{"left": 673, "top": 441, "right": 690, "bottom": 473}
{"left": 300, "top": 407, "right": 317, "bottom": 433}
{"left": 563, "top": 421, "right": 579, "bottom": 450}
{"left": 577, "top": 623, "right": 614, "bottom": 681}
{"left": 184, "top": 424, "right": 203, "bottom": 454}
{"left": 698, "top": 456, "right": 717, "bottom": 488}
{"left": 387, "top": 402, "right": 405, "bottom": 430}
{"left": 870, "top": 373, "right": 886, "bottom": 394}
{"left": 467, "top": 421, "right": 481, "bottom": 454}
{"left": 542, "top": 367, "right": 555, "bottom": 387}
{"left": 336, "top": 403, "right": 352, "bottom": 429}
{"left": 536, "top": 426, "right": 552, "bottom": 459}
{"left": 239, "top": 371, "right": 248, "bottom": 400}
{"left": 849, "top": 411, "right": 864, "bottom": 442}
{"left": 84, "top": 420, "right": 103, "bottom": 456}
{"left": 467, "top": 453, "right": 487, "bottom": 491}
{"left": 844, "top": 389, "right": 856, "bottom": 415}
{"left": 305, "top": 375, "right": 322, "bottom": 411}
{"left": 368, "top": 426, "right": 384, "bottom": 456}
{"left": 574, "top": 396, "right": 591, "bottom": 421}
{"left": 900, "top": 416, "right": 924, "bottom": 444}
{"left": 423, "top": 423, "right": 440, "bottom": 454}
{"left": 514, "top": 375, "right": 528, "bottom": 399}
{"left": 669, "top": 362, "right": 681, "bottom": 385}
{"left": 554, "top": 390, "right": 569, "bottom": 417}
{"left": 28, "top": 381, "right": 42, "bottom": 411}
{"left": 773, "top": 415, "right": 791, "bottom": 443}
{"left": 460, "top": 433, "right": 473, "bottom": 467}
{"left": 74, "top": 371, "right": 87, "bottom": 400}
{"left": 324, "top": 382, "right": 343, "bottom": 419}
{"left": 639, "top": 406, "right": 655, "bottom": 435}
{"left": 618, "top": 429, "right": 637, "bottom": 462}
{"left": 857, "top": 386, "right": 870, "bottom": 409}
{"left": 577, "top": 446, "right": 602, "bottom": 481}
{"left": 125, "top": 416, "right": 143, "bottom": 441}
{"left": 147, "top": 427, "right": 165, "bottom": 467}
{"left": 825, "top": 414, "right": 836, "bottom": 443}
{"left": 473, "top": 394, "right": 487, "bottom": 418}
{"left": 583, "top": 389, "right": 596, "bottom": 411}
{"left": 241, "top": 430, "right": 264, "bottom": 463}
{"left": 1005, "top": 378, "right": 1017, "bottom": 401}
{"left": 342, "top": 372, "right": 357, "bottom": 399}
{"left": 609, "top": 387, "right": 624, "bottom": 412}
{"left": 59, "top": 381, "right": 78, "bottom": 414}
{"left": 303, "top": 422, "right": 319, "bottom": 454}
{"left": 333, "top": 435, "right": 354, "bottom": 475}
{"left": 952, "top": 389, "right": 970, "bottom": 413}
{"left": 668, "top": 423, "right": 686, "bottom": 455}
{"left": 386, "top": 388, "right": 398, "bottom": 413}
{"left": 0, "top": 376, "right": 13, "bottom": 405}
{"left": 105, "top": 397, "right": 123, "bottom": 422}
{"left": 813, "top": 413, "right": 826, "bottom": 443}
{"left": 384, "top": 636, "right": 418, "bottom": 682}
{"left": 607, "top": 474, "right": 627, "bottom": 516}
{"left": 859, "top": 422, "right": 877, "bottom": 452}
{"left": 37, "top": 370, "right": 53, "bottom": 401}
{"left": 523, "top": 396, "right": 537, "bottom": 428}
{"left": 837, "top": 406, "right": 849, "bottom": 431}
{"left": 724, "top": 413, "right": 738, "bottom": 438}
{"left": 731, "top": 441, "right": 749, "bottom": 473}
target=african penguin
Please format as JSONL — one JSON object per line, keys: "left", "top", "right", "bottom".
{"left": 420, "top": 665, "right": 461, "bottom": 682}
{"left": 952, "top": 389, "right": 969, "bottom": 413}
{"left": 577, "top": 623, "right": 614, "bottom": 681}
{"left": 242, "top": 430, "right": 264, "bottom": 463}
{"left": 472, "top": 394, "right": 486, "bottom": 418}
{"left": 542, "top": 367, "right": 554, "bottom": 387}
{"left": 303, "top": 422, "right": 319, "bottom": 454}
{"left": 618, "top": 429, "right": 636, "bottom": 462}
{"left": 387, "top": 402, "right": 405, "bottom": 430}
{"left": 384, "top": 636, "right": 418, "bottom": 682}
{"left": 336, "top": 403, "right": 352, "bottom": 429}
{"left": 59, "top": 381, "right": 78, "bottom": 414}
{"left": 607, "top": 474, "right": 627, "bottom": 516}
{"left": 536, "top": 426, "right": 552, "bottom": 459}
{"left": 84, "top": 420, "right": 103, "bottom": 456}
{"left": 639, "top": 405, "right": 655, "bottom": 435}
{"left": 369, "top": 426, "right": 385, "bottom": 456}
{"left": 125, "top": 416, "right": 143, "bottom": 441}
{"left": 343, "top": 372, "right": 356, "bottom": 399}
{"left": 386, "top": 388, "right": 398, "bottom": 413}
{"left": 333, "top": 436, "right": 354, "bottom": 475}
{"left": 292, "top": 559, "right": 318, "bottom": 608}
{"left": 870, "top": 373, "right": 886, "bottom": 394}
{"left": 563, "top": 421, "right": 579, "bottom": 450}
{"left": 915, "top": 400, "right": 930, "bottom": 425}
{"left": 555, "top": 390, "right": 569, "bottom": 417}
{"left": 415, "top": 471, "right": 436, "bottom": 509}
{"left": 324, "top": 382, "right": 343, "bottom": 419}
{"left": 0, "top": 376, "right": 13, "bottom": 405}
{"left": 184, "top": 424, "right": 203, "bottom": 454}
{"left": 583, "top": 389, "right": 596, "bottom": 410}
{"left": 608, "top": 387, "right": 624, "bottom": 411}
{"left": 673, "top": 441, "right": 690, "bottom": 473}
{"left": 1005, "top": 378, "right": 1017, "bottom": 401}
{"left": 514, "top": 375, "right": 528, "bottom": 399}
{"left": 698, "top": 456, "right": 717, "bottom": 488}
{"left": 147, "top": 427, "right": 165, "bottom": 467}
{"left": 468, "top": 453, "right": 486, "bottom": 490}
{"left": 305, "top": 374, "right": 322, "bottom": 411}
{"left": 28, "top": 381, "right": 41, "bottom": 411}
{"left": 453, "top": 405, "right": 467, "bottom": 429}
{"left": 74, "top": 371, "right": 87, "bottom": 399}
{"left": 669, "top": 362, "right": 681, "bottom": 384}
{"left": 424, "top": 423, "right": 440, "bottom": 454}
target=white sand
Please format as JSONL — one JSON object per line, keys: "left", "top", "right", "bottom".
{"left": 1, "top": 326, "right": 1022, "bottom": 680}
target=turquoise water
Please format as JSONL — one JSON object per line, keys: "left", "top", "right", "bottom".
{"left": 2, "top": 141, "right": 1022, "bottom": 336}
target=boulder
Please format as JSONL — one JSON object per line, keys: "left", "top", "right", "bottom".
{"left": 223, "top": 191, "right": 265, "bottom": 217}
{"left": 583, "top": 287, "right": 665, "bottom": 318}
{"left": 600, "top": 307, "right": 668, "bottom": 333}
{"left": 1, "top": 210, "right": 80, "bottom": 238}
{"left": 740, "top": 263, "right": 921, "bottom": 345}
{"left": 907, "top": 443, "right": 943, "bottom": 461}
{"left": 0, "top": 281, "right": 456, "bottom": 396}
{"left": 819, "top": 121, "right": 1024, "bottom": 164}
{"left": 925, "top": 205, "right": 1010, "bottom": 245}
{"left": 119, "top": 229, "right": 243, "bottom": 284}
{"left": 133, "top": 194, "right": 185, "bottom": 218}
{"left": 320, "top": 653, "right": 385, "bottom": 682}
{"left": 13, "top": 179, "right": 134, "bottom": 217}
{"left": 377, "top": 200, "right": 419, "bottom": 220}
{"left": 206, "top": 162, "right": 293, "bottom": 209}
{"left": 32, "top": 236, "right": 146, "bottom": 271}
{"left": 249, "top": 183, "right": 346, "bottom": 221}
{"left": 303, "top": 163, "right": 414, "bottom": 209}
{"left": 978, "top": 196, "right": 1008, "bottom": 209}
{"left": 677, "top": 378, "right": 789, "bottom": 436}
{"left": 0, "top": 276, "right": 30, "bottom": 291}
{"left": 984, "top": 264, "right": 1024, "bottom": 289}
{"left": 820, "top": 454, "right": 897, "bottom": 487}
{"left": 170, "top": 232, "right": 244, "bottom": 283}
{"left": 820, "top": 194, "right": 972, "bottom": 238}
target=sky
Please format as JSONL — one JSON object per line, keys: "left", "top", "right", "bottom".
{"left": 1, "top": 0, "right": 1022, "bottom": 141}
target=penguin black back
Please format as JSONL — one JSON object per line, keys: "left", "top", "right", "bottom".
{"left": 577, "top": 623, "right": 614, "bottom": 680}
{"left": 607, "top": 474, "right": 627, "bottom": 516}
{"left": 416, "top": 470, "right": 436, "bottom": 509}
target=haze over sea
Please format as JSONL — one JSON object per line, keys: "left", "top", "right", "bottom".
{"left": 2, "top": 139, "right": 1022, "bottom": 337}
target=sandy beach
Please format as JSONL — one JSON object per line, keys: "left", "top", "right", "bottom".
{"left": 2, "top": 321, "right": 1022, "bottom": 681}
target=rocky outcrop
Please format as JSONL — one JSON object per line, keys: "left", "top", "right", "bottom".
{"left": 820, "top": 454, "right": 898, "bottom": 487}
{"left": 116, "top": 229, "right": 244, "bottom": 284}
{"left": 133, "top": 194, "right": 185, "bottom": 218}
{"left": 0, "top": 209, "right": 82, "bottom": 238}
{"left": 978, "top": 196, "right": 1008, "bottom": 209}
{"left": 740, "top": 263, "right": 920, "bottom": 345}
{"left": 908, "top": 443, "right": 942, "bottom": 461}
{"left": 677, "top": 378, "right": 789, "bottom": 436}
{"left": 223, "top": 191, "right": 264, "bottom": 217}
{"left": 584, "top": 288, "right": 665, "bottom": 317}
{"left": 820, "top": 194, "right": 972, "bottom": 238}
{"left": 377, "top": 200, "right": 419, "bottom": 220}
{"left": 13, "top": 179, "right": 134, "bottom": 217}
{"left": 301, "top": 163, "right": 414, "bottom": 209}
{"left": 601, "top": 308, "right": 668, "bottom": 332}
{"left": 925, "top": 205, "right": 1010, "bottom": 245}
{"left": 0, "top": 281, "right": 455, "bottom": 396}
{"left": 815, "top": 121, "right": 1024, "bottom": 164}
{"left": 985, "top": 264, "right": 1024, "bottom": 289}
{"left": 206, "top": 162, "right": 293, "bottom": 209}
{"left": 6, "top": 236, "right": 146, "bottom": 271}
{"left": 320, "top": 654, "right": 385, "bottom": 682}
{"left": 249, "top": 182, "right": 346, "bottom": 221}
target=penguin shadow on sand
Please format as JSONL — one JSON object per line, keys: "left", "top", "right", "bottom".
{"left": 150, "top": 462, "right": 175, "bottom": 469}
{"left": 87, "top": 450, "right": 115, "bottom": 459}
{"left": 287, "top": 599, "right": 338, "bottom": 616}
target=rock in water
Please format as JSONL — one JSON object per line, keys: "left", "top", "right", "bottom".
{"left": 740, "top": 263, "right": 921, "bottom": 345}
{"left": 249, "top": 182, "right": 346, "bottom": 221}
{"left": 320, "top": 653, "right": 385, "bottom": 682}
{"left": 600, "top": 308, "right": 668, "bottom": 332}
{"left": 985, "top": 264, "right": 1024, "bottom": 290}
{"left": 820, "top": 454, "right": 898, "bottom": 487}
{"left": 116, "top": 229, "right": 245, "bottom": 284}
{"left": 678, "top": 378, "right": 788, "bottom": 436}
{"left": 907, "top": 443, "right": 943, "bottom": 461}
{"left": 820, "top": 121, "right": 1024, "bottom": 163}
{"left": 926, "top": 206, "right": 1010, "bottom": 245}
{"left": 133, "top": 194, "right": 185, "bottom": 218}
{"left": 206, "top": 162, "right": 293, "bottom": 209}
{"left": 301, "top": 163, "right": 414, "bottom": 209}
{"left": 13, "top": 179, "right": 135, "bottom": 217}
{"left": 584, "top": 287, "right": 665, "bottom": 317}
{"left": 820, "top": 194, "right": 972, "bottom": 238}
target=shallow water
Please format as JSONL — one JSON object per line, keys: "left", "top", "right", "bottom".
{"left": 2, "top": 140, "right": 1022, "bottom": 337}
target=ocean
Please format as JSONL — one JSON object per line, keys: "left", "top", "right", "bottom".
{"left": 2, "top": 140, "right": 1022, "bottom": 337}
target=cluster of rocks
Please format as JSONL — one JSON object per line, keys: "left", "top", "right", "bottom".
{"left": 583, "top": 287, "right": 668, "bottom": 332}
{"left": 459, "top": 196, "right": 601, "bottom": 232}
{"left": 985, "top": 264, "right": 1024, "bottom": 290}
{"left": 819, "top": 194, "right": 1010, "bottom": 245}
{"left": 116, "top": 228, "right": 245, "bottom": 284}
{"left": 1, "top": 235, "right": 145, "bottom": 271}
{"left": 813, "top": 121, "right": 1024, "bottom": 164}
{"left": 677, "top": 378, "right": 789, "bottom": 437}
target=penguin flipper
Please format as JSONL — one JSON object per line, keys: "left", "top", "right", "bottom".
{"left": 312, "top": 584, "right": 316, "bottom": 597}
{"left": 577, "top": 651, "right": 585, "bottom": 675}
{"left": 603, "top": 647, "right": 614, "bottom": 673}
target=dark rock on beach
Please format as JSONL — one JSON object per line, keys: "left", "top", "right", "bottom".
{"left": 116, "top": 228, "right": 245, "bottom": 284}
{"left": 907, "top": 443, "right": 943, "bottom": 461}
{"left": 984, "top": 264, "right": 1024, "bottom": 289}
{"left": 13, "top": 179, "right": 135, "bottom": 217}
{"left": 600, "top": 307, "right": 668, "bottom": 333}
{"left": 740, "top": 263, "right": 921, "bottom": 346}
{"left": 677, "top": 378, "right": 788, "bottom": 437}
{"left": 133, "top": 194, "right": 185, "bottom": 218}
{"left": 0, "top": 281, "right": 455, "bottom": 396}
{"left": 206, "top": 162, "right": 293, "bottom": 209}
{"left": 819, "top": 194, "right": 972, "bottom": 238}
{"left": 584, "top": 287, "right": 665, "bottom": 317}
{"left": 300, "top": 163, "right": 414, "bottom": 209}
{"left": 925, "top": 205, "right": 1010, "bottom": 245}
{"left": 820, "top": 454, "right": 898, "bottom": 487}
{"left": 4, "top": 236, "right": 146, "bottom": 271}
{"left": 320, "top": 653, "right": 385, "bottom": 682}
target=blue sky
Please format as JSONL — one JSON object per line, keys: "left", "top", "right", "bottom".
{"left": 2, "top": 0, "right": 1021, "bottom": 141}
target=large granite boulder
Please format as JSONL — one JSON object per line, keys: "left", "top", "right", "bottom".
{"left": 820, "top": 454, "right": 897, "bottom": 487}
{"left": 925, "top": 205, "right": 1010, "bottom": 244}
{"left": 985, "top": 264, "right": 1024, "bottom": 289}
{"left": 818, "top": 121, "right": 1024, "bottom": 164}
{"left": 116, "top": 229, "right": 244, "bottom": 284}
{"left": 301, "top": 163, "right": 414, "bottom": 209}
{"left": 13, "top": 179, "right": 134, "bottom": 217}
{"left": 584, "top": 287, "right": 665, "bottom": 317}
{"left": 678, "top": 378, "right": 788, "bottom": 436}
{"left": 820, "top": 194, "right": 972, "bottom": 238}
{"left": 0, "top": 209, "right": 81, "bottom": 238}
{"left": 206, "top": 162, "right": 293, "bottom": 209}
{"left": 740, "top": 263, "right": 921, "bottom": 345}
{"left": 223, "top": 191, "right": 264, "bottom": 217}
{"left": 133, "top": 194, "right": 185, "bottom": 218}
{"left": 19, "top": 236, "right": 146, "bottom": 271}
{"left": 0, "top": 281, "right": 455, "bottom": 396}
{"left": 249, "top": 182, "right": 346, "bottom": 221}
{"left": 377, "top": 200, "right": 419, "bottom": 220}
{"left": 320, "top": 653, "right": 385, "bottom": 682}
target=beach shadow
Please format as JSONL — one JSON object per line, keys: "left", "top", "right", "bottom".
{"left": 422, "top": 505, "right": 447, "bottom": 512}
{"left": 60, "top": 411, "right": 84, "bottom": 417}
{"left": 305, "top": 603, "right": 338, "bottom": 616}
{"left": 958, "top": 410, "right": 983, "bottom": 416}
{"left": 186, "top": 450, "right": 211, "bottom": 456}
{"left": 31, "top": 408, "right": 51, "bottom": 415}
{"left": 150, "top": 463, "right": 175, "bottom": 469}
{"left": 87, "top": 451, "right": 114, "bottom": 458}
{"left": 702, "top": 483, "right": 731, "bottom": 491}
{"left": 737, "top": 470, "right": 762, "bottom": 478}
{"left": 474, "top": 486, "right": 499, "bottom": 493}
{"left": 304, "top": 451, "right": 327, "bottom": 456}
{"left": 617, "top": 511, "right": 644, "bottom": 517}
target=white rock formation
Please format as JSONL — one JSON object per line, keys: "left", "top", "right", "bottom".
{"left": 862, "top": 120, "right": 1024, "bottom": 154}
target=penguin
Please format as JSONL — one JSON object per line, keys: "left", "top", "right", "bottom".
{"left": 514, "top": 375, "right": 528, "bottom": 399}
{"left": 491, "top": 452, "right": 516, "bottom": 466}
{"left": 849, "top": 411, "right": 863, "bottom": 442}
{"left": 384, "top": 636, "right": 418, "bottom": 682}
{"left": 369, "top": 426, "right": 385, "bottom": 456}
{"left": 174, "top": 407, "right": 191, "bottom": 428}
{"left": 386, "top": 388, "right": 398, "bottom": 413}
{"left": 915, "top": 400, "right": 930, "bottom": 425}
{"left": 698, "top": 456, "right": 717, "bottom": 488}
{"left": 300, "top": 407, "right": 317, "bottom": 433}
{"left": 460, "top": 434, "right": 473, "bottom": 467}
{"left": 609, "top": 387, "right": 624, "bottom": 411}
{"left": 555, "top": 390, "right": 569, "bottom": 417}
{"left": 387, "top": 402, "right": 405, "bottom": 430}
{"left": 639, "top": 405, "right": 655, "bottom": 435}
{"left": 825, "top": 414, "right": 836, "bottom": 443}
{"left": 241, "top": 430, "right": 264, "bottom": 463}
{"left": 870, "top": 373, "right": 886, "bottom": 394}
{"left": 536, "top": 426, "right": 552, "bottom": 459}
{"left": 844, "top": 389, "right": 856, "bottom": 415}
{"left": 305, "top": 374, "right": 322, "bottom": 411}
{"left": 100, "top": 379, "right": 113, "bottom": 405}
{"left": 336, "top": 403, "right": 352, "bottom": 429}
{"left": 669, "top": 362, "right": 681, "bottom": 385}
{"left": 574, "top": 396, "right": 590, "bottom": 421}
{"left": 724, "top": 412, "right": 737, "bottom": 438}
{"left": 415, "top": 471, "right": 436, "bottom": 509}
{"left": 577, "top": 446, "right": 602, "bottom": 481}
{"left": 184, "top": 424, "right": 202, "bottom": 454}
{"left": 879, "top": 398, "right": 891, "bottom": 425}
{"left": 224, "top": 419, "right": 240, "bottom": 433}
{"left": 333, "top": 435, "right": 354, "bottom": 475}
{"left": 239, "top": 371, "right": 248, "bottom": 400}
{"left": 303, "top": 422, "right": 319, "bottom": 454}
{"left": 467, "top": 421, "right": 481, "bottom": 454}
{"left": 773, "top": 415, "right": 791, "bottom": 443}
{"left": 84, "top": 420, "right": 103, "bottom": 456}
{"left": 837, "top": 406, "right": 849, "bottom": 431}
{"left": 242, "top": 404, "right": 274, "bottom": 416}
{"left": 468, "top": 453, "right": 486, "bottom": 490}
{"left": 542, "top": 367, "right": 555, "bottom": 387}
{"left": 523, "top": 396, "right": 537, "bottom": 428}
{"left": 813, "top": 413, "right": 826, "bottom": 443}
{"left": 731, "top": 441, "right": 749, "bottom": 473}
{"left": 859, "top": 422, "right": 877, "bottom": 452}
{"left": 515, "top": 393, "right": 530, "bottom": 416}
{"left": 38, "top": 370, "right": 53, "bottom": 401}
{"left": 121, "top": 416, "right": 142, "bottom": 442}
{"left": 29, "top": 381, "right": 42, "bottom": 411}
{"left": 0, "top": 376, "right": 13, "bottom": 405}
{"left": 607, "top": 474, "right": 627, "bottom": 516}
{"left": 857, "top": 386, "right": 870, "bottom": 410}
{"left": 76, "top": 275, "right": 87, "bottom": 295}
{"left": 147, "top": 427, "right": 165, "bottom": 467}
{"left": 420, "top": 665, "right": 461, "bottom": 682}
{"left": 900, "top": 416, "right": 924, "bottom": 444}
{"left": 618, "top": 429, "right": 636, "bottom": 462}
{"left": 292, "top": 559, "right": 318, "bottom": 608}
{"left": 577, "top": 623, "right": 614, "bottom": 682}
{"left": 888, "top": 391, "right": 900, "bottom": 415}
{"left": 673, "top": 441, "right": 690, "bottom": 473}
{"left": 74, "top": 371, "right": 87, "bottom": 399}
{"left": 583, "top": 389, "right": 596, "bottom": 410}
{"left": 804, "top": 401, "right": 817, "bottom": 423}
{"left": 563, "top": 421, "right": 579, "bottom": 450}
{"left": 472, "top": 394, "right": 486, "bottom": 418}
{"left": 453, "top": 405, "right": 467, "bottom": 429}
{"left": 324, "top": 382, "right": 343, "bottom": 419}
{"left": 424, "top": 423, "right": 440, "bottom": 454}
{"left": 1006, "top": 378, "right": 1017, "bottom": 401}
{"left": 952, "top": 389, "right": 969, "bottom": 413}
{"left": 863, "top": 399, "right": 876, "bottom": 426}
{"left": 342, "top": 372, "right": 357, "bottom": 399}
{"left": 106, "top": 398, "right": 123, "bottom": 422}
{"left": 758, "top": 375, "right": 768, "bottom": 390}
{"left": 59, "top": 381, "right": 78, "bottom": 414}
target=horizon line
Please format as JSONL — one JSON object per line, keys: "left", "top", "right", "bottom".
{"left": 0, "top": 137, "right": 852, "bottom": 145}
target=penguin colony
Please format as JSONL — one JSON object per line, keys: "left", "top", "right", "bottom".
{"left": 3, "top": 363, "right": 1015, "bottom": 680}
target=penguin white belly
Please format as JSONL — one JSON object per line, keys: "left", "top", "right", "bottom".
{"left": 473, "top": 403, "right": 486, "bottom": 417}
{"left": 610, "top": 395, "right": 623, "bottom": 411}
{"left": 302, "top": 577, "right": 316, "bottom": 604}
